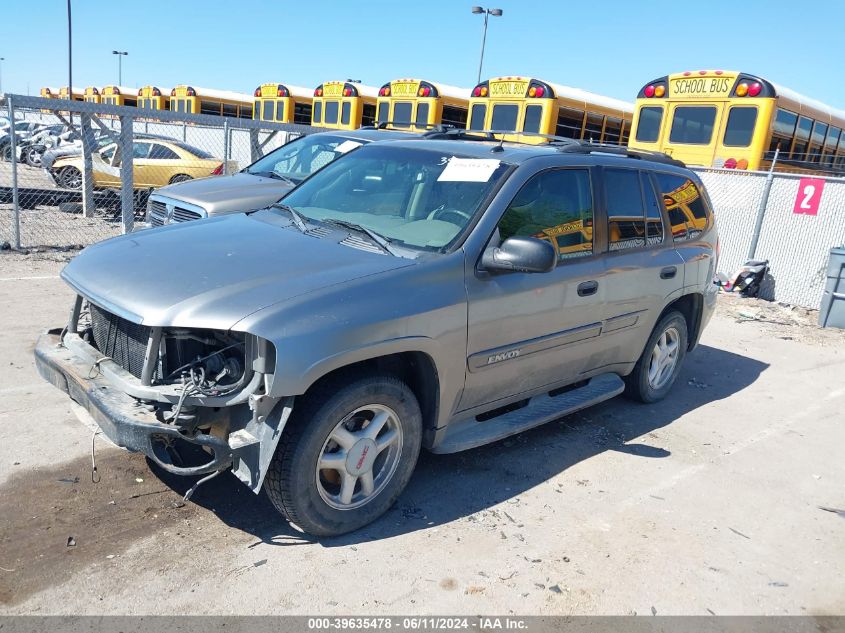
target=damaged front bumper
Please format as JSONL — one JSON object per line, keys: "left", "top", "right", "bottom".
{"left": 34, "top": 329, "right": 293, "bottom": 489}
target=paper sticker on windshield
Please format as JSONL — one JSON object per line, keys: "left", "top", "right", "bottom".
{"left": 335, "top": 140, "right": 363, "bottom": 154}
{"left": 437, "top": 157, "right": 501, "bottom": 182}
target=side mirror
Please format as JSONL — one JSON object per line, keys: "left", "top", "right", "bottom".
{"left": 481, "top": 236, "right": 557, "bottom": 274}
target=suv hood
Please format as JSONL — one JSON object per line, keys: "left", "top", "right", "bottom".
{"left": 153, "top": 172, "right": 295, "bottom": 215}
{"left": 62, "top": 212, "right": 414, "bottom": 331}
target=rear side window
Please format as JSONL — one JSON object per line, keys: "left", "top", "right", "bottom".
{"left": 723, "top": 106, "right": 758, "bottom": 147}
{"left": 313, "top": 101, "right": 322, "bottom": 124}
{"left": 149, "top": 144, "right": 179, "bottom": 160}
{"left": 670, "top": 106, "right": 717, "bottom": 144}
{"left": 605, "top": 169, "right": 646, "bottom": 251}
{"left": 469, "top": 104, "right": 486, "bottom": 130}
{"left": 491, "top": 104, "right": 518, "bottom": 131}
{"left": 275, "top": 101, "right": 285, "bottom": 122}
{"left": 655, "top": 172, "right": 710, "bottom": 242}
{"left": 635, "top": 106, "right": 663, "bottom": 143}
{"left": 497, "top": 168, "right": 594, "bottom": 260}
{"left": 415, "top": 103, "right": 429, "bottom": 128}
{"left": 376, "top": 102, "right": 388, "bottom": 125}
{"left": 341, "top": 102, "right": 351, "bottom": 126}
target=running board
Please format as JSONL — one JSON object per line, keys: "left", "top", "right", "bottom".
{"left": 432, "top": 373, "right": 624, "bottom": 454}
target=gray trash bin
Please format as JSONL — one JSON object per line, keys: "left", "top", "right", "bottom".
{"left": 818, "top": 246, "right": 845, "bottom": 328}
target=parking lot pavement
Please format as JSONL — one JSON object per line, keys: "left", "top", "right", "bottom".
{"left": 1, "top": 254, "right": 843, "bottom": 615}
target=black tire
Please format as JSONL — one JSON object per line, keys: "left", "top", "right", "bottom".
{"left": 0, "top": 143, "right": 11, "bottom": 162}
{"left": 58, "top": 166, "right": 82, "bottom": 190}
{"left": 265, "top": 373, "right": 423, "bottom": 536}
{"left": 624, "top": 311, "right": 688, "bottom": 403}
{"left": 169, "top": 174, "right": 192, "bottom": 184}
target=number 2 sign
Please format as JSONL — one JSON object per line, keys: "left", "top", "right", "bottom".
{"left": 793, "top": 178, "right": 825, "bottom": 216}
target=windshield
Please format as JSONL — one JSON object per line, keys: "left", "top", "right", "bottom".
{"left": 278, "top": 144, "right": 510, "bottom": 251}
{"left": 246, "top": 134, "right": 366, "bottom": 182}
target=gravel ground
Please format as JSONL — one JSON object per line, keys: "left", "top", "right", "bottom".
{"left": 0, "top": 255, "right": 843, "bottom": 615}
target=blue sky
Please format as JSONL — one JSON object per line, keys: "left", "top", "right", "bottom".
{"left": 3, "top": 0, "right": 845, "bottom": 108}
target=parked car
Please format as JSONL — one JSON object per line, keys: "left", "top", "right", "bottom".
{"left": 144, "top": 128, "right": 416, "bottom": 227}
{"left": 35, "top": 135, "right": 718, "bottom": 536}
{"left": 40, "top": 132, "right": 170, "bottom": 172}
{"left": 15, "top": 125, "right": 70, "bottom": 166}
{"left": 48, "top": 138, "right": 236, "bottom": 190}
{"left": 0, "top": 120, "right": 49, "bottom": 161}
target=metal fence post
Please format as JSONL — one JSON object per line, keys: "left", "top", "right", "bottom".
{"left": 119, "top": 115, "right": 134, "bottom": 234}
{"left": 223, "top": 119, "right": 230, "bottom": 175}
{"left": 80, "top": 113, "right": 95, "bottom": 218}
{"left": 6, "top": 95, "right": 21, "bottom": 249}
{"left": 747, "top": 148, "right": 779, "bottom": 260}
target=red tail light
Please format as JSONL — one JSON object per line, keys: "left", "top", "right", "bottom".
{"left": 724, "top": 158, "right": 737, "bottom": 169}
{"left": 254, "top": 88, "right": 261, "bottom": 97}
{"left": 211, "top": 163, "right": 224, "bottom": 176}
{"left": 747, "top": 82, "right": 762, "bottom": 97}
{"left": 138, "top": 88, "right": 143, "bottom": 96}
{"left": 472, "top": 86, "right": 481, "bottom": 97}
{"left": 644, "top": 85, "right": 655, "bottom": 98}
{"left": 152, "top": 88, "right": 161, "bottom": 96}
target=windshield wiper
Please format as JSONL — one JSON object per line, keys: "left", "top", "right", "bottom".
{"left": 271, "top": 203, "right": 309, "bottom": 233}
{"left": 322, "top": 218, "right": 399, "bottom": 257}
{"left": 250, "top": 170, "right": 297, "bottom": 187}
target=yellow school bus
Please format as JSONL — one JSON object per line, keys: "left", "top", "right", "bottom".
{"left": 170, "top": 85, "right": 253, "bottom": 118}
{"left": 312, "top": 81, "right": 378, "bottom": 130}
{"left": 466, "top": 76, "right": 633, "bottom": 145}
{"left": 100, "top": 86, "right": 138, "bottom": 107}
{"left": 375, "top": 79, "right": 470, "bottom": 130}
{"left": 253, "top": 83, "right": 313, "bottom": 124}
{"left": 59, "top": 86, "right": 85, "bottom": 102}
{"left": 533, "top": 218, "right": 594, "bottom": 257}
{"left": 83, "top": 87, "right": 101, "bottom": 104}
{"left": 137, "top": 86, "right": 171, "bottom": 111}
{"left": 629, "top": 70, "right": 845, "bottom": 174}
{"left": 661, "top": 177, "right": 709, "bottom": 239}
{"left": 40, "top": 87, "right": 59, "bottom": 99}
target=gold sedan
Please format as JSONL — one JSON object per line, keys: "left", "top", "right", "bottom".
{"left": 50, "top": 138, "right": 237, "bottom": 190}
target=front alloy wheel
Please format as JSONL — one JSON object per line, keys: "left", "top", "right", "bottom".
{"left": 265, "top": 374, "right": 422, "bottom": 536}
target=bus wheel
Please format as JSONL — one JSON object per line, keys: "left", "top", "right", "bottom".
{"left": 169, "top": 174, "right": 192, "bottom": 184}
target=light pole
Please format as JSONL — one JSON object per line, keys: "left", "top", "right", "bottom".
{"left": 471, "top": 6, "right": 502, "bottom": 85}
{"left": 112, "top": 50, "right": 128, "bottom": 85}
{"left": 0, "top": 58, "right": 5, "bottom": 95}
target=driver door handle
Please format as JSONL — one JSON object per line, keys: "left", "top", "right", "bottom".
{"left": 577, "top": 280, "right": 598, "bottom": 297}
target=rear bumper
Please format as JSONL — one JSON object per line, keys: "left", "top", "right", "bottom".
{"left": 34, "top": 329, "right": 233, "bottom": 476}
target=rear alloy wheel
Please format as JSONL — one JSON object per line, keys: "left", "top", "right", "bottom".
{"left": 624, "top": 311, "right": 688, "bottom": 403}
{"left": 25, "top": 146, "right": 43, "bottom": 167}
{"left": 169, "top": 174, "right": 192, "bottom": 184}
{"left": 59, "top": 166, "right": 82, "bottom": 190}
{"left": 265, "top": 374, "right": 422, "bottom": 536}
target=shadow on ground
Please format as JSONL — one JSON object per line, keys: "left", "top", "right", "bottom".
{"left": 156, "top": 343, "right": 768, "bottom": 546}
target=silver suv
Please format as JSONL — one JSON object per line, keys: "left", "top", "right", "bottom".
{"left": 35, "top": 135, "right": 718, "bottom": 536}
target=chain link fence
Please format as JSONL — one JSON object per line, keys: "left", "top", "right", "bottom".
{"left": 3, "top": 95, "right": 844, "bottom": 310}
{"left": 695, "top": 167, "right": 845, "bottom": 309}
{"left": 1, "top": 94, "right": 318, "bottom": 248}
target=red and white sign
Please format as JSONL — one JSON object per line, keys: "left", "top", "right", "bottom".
{"left": 793, "top": 178, "right": 825, "bottom": 216}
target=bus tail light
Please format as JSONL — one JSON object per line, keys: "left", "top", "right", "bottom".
{"left": 736, "top": 159, "right": 749, "bottom": 169}
{"left": 747, "top": 82, "right": 762, "bottom": 97}
{"left": 419, "top": 86, "right": 431, "bottom": 97}
{"left": 170, "top": 89, "right": 176, "bottom": 96}
{"left": 211, "top": 163, "right": 224, "bottom": 176}
{"left": 654, "top": 85, "right": 665, "bottom": 97}
{"left": 186, "top": 87, "right": 196, "bottom": 97}
{"left": 138, "top": 89, "right": 143, "bottom": 96}
{"left": 644, "top": 85, "right": 655, "bottom": 98}
{"left": 736, "top": 83, "right": 748, "bottom": 97}
{"left": 472, "top": 81, "right": 489, "bottom": 98}
{"left": 343, "top": 88, "right": 351, "bottom": 97}
{"left": 724, "top": 158, "right": 737, "bottom": 169}
{"left": 314, "top": 87, "right": 323, "bottom": 97}
{"left": 152, "top": 88, "right": 161, "bottom": 96}
{"left": 254, "top": 88, "right": 261, "bottom": 97}
{"left": 379, "top": 86, "right": 391, "bottom": 96}
{"left": 277, "top": 86, "right": 288, "bottom": 97}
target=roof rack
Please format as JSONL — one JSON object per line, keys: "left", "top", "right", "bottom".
{"left": 555, "top": 142, "right": 686, "bottom": 167}
{"left": 364, "top": 121, "right": 456, "bottom": 132}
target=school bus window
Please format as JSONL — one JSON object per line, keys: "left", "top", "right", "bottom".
{"left": 670, "top": 106, "right": 717, "bottom": 145}
{"left": 222, "top": 103, "right": 238, "bottom": 118}
{"left": 362, "top": 104, "right": 376, "bottom": 127}
{"left": 341, "top": 102, "right": 351, "bottom": 126}
{"left": 261, "top": 101, "right": 273, "bottom": 122}
{"left": 822, "top": 127, "right": 841, "bottom": 166}
{"left": 808, "top": 121, "right": 828, "bottom": 163}
{"left": 523, "top": 105, "right": 542, "bottom": 133}
{"left": 767, "top": 108, "right": 797, "bottom": 156}
{"left": 604, "top": 117, "right": 622, "bottom": 144}
{"left": 605, "top": 169, "right": 646, "bottom": 251}
{"left": 491, "top": 104, "right": 518, "bottom": 131}
{"left": 584, "top": 113, "right": 603, "bottom": 142}
{"left": 275, "top": 101, "right": 285, "bottom": 122}
{"left": 377, "top": 102, "right": 389, "bottom": 125}
{"left": 393, "top": 102, "right": 412, "bottom": 127}
{"left": 294, "top": 103, "right": 311, "bottom": 125}
{"left": 325, "top": 101, "right": 339, "bottom": 125}
{"left": 415, "top": 103, "right": 429, "bottom": 128}
{"left": 791, "top": 116, "right": 813, "bottom": 159}
{"left": 469, "top": 104, "right": 486, "bottom": 130}
{"left": 313, "top": 102, "right": 322, "bottom": 124}
{"left": 556, "top": 107, "right": 584, "bottom": 139}
{"left": 643, "top": 174, "right": 664, "bottom": 244}
{"left": 442, "top": 105, "right": 467, "bottom": 128}
{"left": 723, "top": 106, "right": 758, "bottom": 147}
